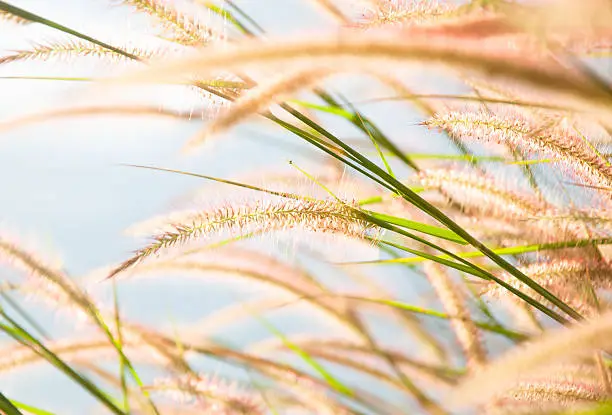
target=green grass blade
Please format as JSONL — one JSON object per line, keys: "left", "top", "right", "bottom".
{"left": 112, "top": 282, "right": 129, "bottom": 413}
{"left": 0, "top": 292, "right": 50, "bottom": 339}
{"left": 0, "top": 313, "right": 126, "bottom": 415}
{"left": 366, "top": 211, "right": 467, "bottom": 244}
{"left": 123, "top": 164, "right": 306, "bottom": 201}
{"left": 290, "top": 100, "right": 353, "bottom": 118}
{"left": 0, "top": 2, "right": 138, "bottom": 60}
{"left": 257, "top": 317, "right": 353, "bottom": 396}
{"left": 346, "top": 296, "right": 528, "bottom": 341}
{"left": 87, "top": 309, "right": 160, "bottom": 415}
{"left": 314, "top": 92, "right": 420, "bottom": 171}
{"left": 284, "top": 110, "right": 582, "bottom": 321}
{"left": 359, "top": 216, "right": 570, "bottom": 324}
{"left": 367, "top": 237, "right": 489, "bottom": 279}
{"left": 225, "top": 0, "right": 266, "bottom": 35}
{"left": 9, "top": 400, "right": 56, "bottom": 415}
{"left": 201, "top": 1, "right": 255, "bottom": 35}
{"left": 360, "top": 116, "right": 396, "bottom": 178}
{"left": 288, "top": 160, "right": 343, "bottom": 201}
{"left": 570, "top": 402, "right": 612, "bottom": 415}
{"left": 0, "top": 393, "right": 24, "bottom": 415}
{"left": 351, "top": 238, "right": 612, "bottom": 265}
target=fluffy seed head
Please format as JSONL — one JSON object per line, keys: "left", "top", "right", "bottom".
{"left": 153, "top": 373, "right": 264, "bottom": 414}
{"left": 483, "top": 259, "right": 612, "bottom": 316}
{"left": 418, "top": 168, "right": 548, "bottom": 218}
{"left": 120, "top": 0, "right": 222, "bottom": 46}
{"left": 109, "top": 199, "right": 377, "bottom": 278}
{"left": 451, "top": 309, "right": 612, "bottom": 407}
{"left": 358, "top": 0, "right": 456, "bottom": 28}
{"left": 0, "top": 40, "right": 156, "bottom": 65}
{"left": 0, "top": 9, "right": 31, "bottom": 25}
{"left": 424, "top": 109, "right": 612, "bottom": 193}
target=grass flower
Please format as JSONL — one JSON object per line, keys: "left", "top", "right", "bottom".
{"left": 119, "top": 0, "right": 222, "bottom": 46}
{"left": 451, "top": 309, "right": 612, "bottom": 408}
{"left": 152, "top": 373, "right": 264, "bottom": 415}
{"left": 0, "top": 40, "right": 156, "bottom": 65}
{"left": 109, "top": 198, "right": 376, "bottom": 278}
{"left": 424, "top": 109, "right": 612, "bottom": 192}
{"left": 358, "top": 0, "right": 457, "bottom": 29}
{"left": 187, "top": 67, "right": 334, "bottom": 149}
{"left": 483, "top": 259, "right": 612, "bottom": 315}
{"left": 0, "top": 9, "right": 31, "bottom": 25}
{"left": 418, "top": 168, "right": 547, "bottom": 218}
{"left": 424, "top": 262, "right": 486, "bottom": 370}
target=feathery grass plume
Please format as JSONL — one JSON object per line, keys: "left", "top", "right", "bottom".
{"left": 450, "top": 309, "right": 612, "bottom": 408}
{"left": 0, "top": 9, "right": 31, "bottom": 25}
{"left": 358, "top": 0, "right": 457, "bottom": 29}
{"left": 251, "top": 336, "right": 459, "bottom": 387}
{"left": 119, "top": 0, "right": 221, "bottom": 46}
{"left": 415, "top": 168, "right": 595, "bottom": 249}
{"left": 0, "top": 335, "right": 173, "bottom": 373}
{"left": 486, "top": 380, "right": 607, "bottom": 414}
{"left": 466, "top": 76, "right": 610, "bottom": 148}
{"left": 273, "top": 372, "right": 352, "bottom": 415}
{"left": 424, "top": 109, "right": 612, "bottom": 193}
{"left": 484, "top": 363, "right": 610, "bottom": 414}
{"left": 133, "top": 246, "right": 352, "bottom": 309}
{"left": 0, "top": 105, "right": 212, "bottom": 134}
{"left": 109, "top": 198, "right": 377, "bottom": 278}
{"left": 418, "top": 168, "right": 548, "bottom": 218}
{"left": 181, "top": 296, "right": 299, "bottom": 336}
{"left": 186, "top": 67, "right": 333, "bottom": 150}
{"left": 254, "top": 339, "right": 414, "bottom": 394}
{"left": 423, "top": 262, "right": 486, "bottom": 370}
{"left": 124, "top": 207, "right": 215, "bottom": 238}
{"left": 483, "top": 259, "right": 612, "bottom": 315}
{"left": 0, "top": 40, "right": 156, "bottom": 65}
{"left": 17, "top": 279, "right": 93, "bottom": 322}
{"left": 540, "top": 208, "right": 612, "bottom": 236}
{"left": 127, "top": 251, "right": 367, "bottom": 339}
{"left": 505, "top": 0, "right": 612, "bottom": 51}
{"left": 152, "top": 373, "right": 264, "bottom": 415}
{"left": 109, "top": 31, "right": 612, "bottom": 114}
{"left": 0, "top": 236, "right": 93, "bottom": 314}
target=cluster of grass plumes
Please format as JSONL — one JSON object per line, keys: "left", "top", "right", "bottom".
{"left": 3, "top": 0, "right": 612, "bottom": 414}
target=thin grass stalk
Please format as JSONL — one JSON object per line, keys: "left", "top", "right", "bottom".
{"left": 157, "top": 338, "right": 389, "bottom": 414}
{"left": 0, "top": 2, "right": 141, "bottom": 60}
{"left": 451, "top": 309, "right": 612, "bottom": 408}
{"left": 0, "top": 392, "right": 24, "bottom": 415}
{"left": 423, "top": 263, "right": 487, "bottom": 370}
{"left": 0, "top": 310, "right": 126, "bottom": 415}
{"left": 128, "top": 162, "right": 574, "bottom": 324}
{"left": 0, "top": 237, "right": 159, "bottom": 413}
{"left": 345, "top": 313, "right": 448, "bottom": 415}
{"left": 111, "top": 33, "right": 612, "bottom": 115}
{"left": 272, "top": 99, "right": 583, "bottom": 321}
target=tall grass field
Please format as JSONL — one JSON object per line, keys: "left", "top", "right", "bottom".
{"left": 1, "top": 0, "right": 612, "bottom": 414}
